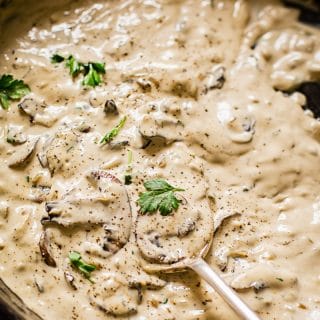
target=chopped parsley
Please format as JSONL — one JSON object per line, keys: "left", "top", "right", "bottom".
{"left": 0, "top": 74, "right": 30, "bottom": 110}
{"left": 276, "top": 277, "right": 284, "bottom": 282}
{"left": 100, "top": 116, "right": 127, "bottom": 145}
{"left": 50, "top": 54, "right": 105, "bottom": 87}
{"left": 68, "top": 251, "right": 96, "bottom": 282}
{"left": 66, "top": 55, "right": 82, "bottom": 77}
{"left": 137, "top": 179, "right": 184, "bottom": 216}
{"left": 82, "top": 63, "right": 105, "bottom": 87}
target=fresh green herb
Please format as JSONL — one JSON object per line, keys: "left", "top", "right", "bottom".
{"left": 66, "top": 55, "right": 81, "bottom": 77}
{"left": 90, "top": 62, "right": 106, "bottom": 74}
{"left": 276, "top": 277, "right": 284, "bottom": 282}
{"left": 100, "top": 116, "right": 127, "bottom": 145}
{"left": 68, "top": 251, "right": 96, "bottom": 282}
{"left": 51, "top": 54, "right": 65, "bottom": 63}
{"left": 26, "top": 176, "right": 30, "bottom": 183}
{"left": 137, "top": 179, "right": 184, "bottom": 216}
{"left": 0, "top": 75, "right": 30, "bottom": 110}
{"left": 162, "top": 298, "right": 168, "bottom": 304}
{"left": 82, "top": 63, "right": 104, "bottom": 87}
{"left": 124, "top": 150, "right": 133, "bottom": 185}
{"left": 50, "top": 54, "right": 105, "bottom": 87}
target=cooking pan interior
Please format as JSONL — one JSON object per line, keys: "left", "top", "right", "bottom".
{"left": 0, "top": 0, "right": 319, "bottom": 319}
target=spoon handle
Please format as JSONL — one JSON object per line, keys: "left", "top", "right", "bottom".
{"left": 189, "top": 258, "right": 261, "bottom": 320}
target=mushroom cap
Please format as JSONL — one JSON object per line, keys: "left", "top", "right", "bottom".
{"left": 42, "top": 170, "right": 132, "bottom": 259}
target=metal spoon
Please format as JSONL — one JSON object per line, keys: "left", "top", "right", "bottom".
{"left": 188, "top": 255, "right": 261, "bottom": 320}
{"left": 136, "top": 210, "right": 261, "bottom": 320}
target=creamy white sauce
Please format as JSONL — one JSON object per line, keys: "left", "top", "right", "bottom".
{"left": 0, "top": 0, "right": 320, "bottom": 319}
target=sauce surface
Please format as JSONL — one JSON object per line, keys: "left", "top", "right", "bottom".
{"left": 0, "top": 1, "right": 320, "bottom": 319}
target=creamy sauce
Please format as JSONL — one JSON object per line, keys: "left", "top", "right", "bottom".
{"left": 0, "top": 0, "right": 320, "bottom": 319}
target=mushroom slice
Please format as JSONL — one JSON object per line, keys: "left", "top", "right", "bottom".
{"left": 136, "top": 78, "right": 152, "bottom": 92}
{"left": 63, "top": 118, "right": 91, "bottom": 133}
{"left": 139, "top": 114, "right": 184, "bottom": 144}
{"left": 45, "top": 130, "right": 81, "bottom": 175}
{"left": 64, "top": 271, "right": 77, "bottom": 290}
{"left": 8, "top": 137, "right": 38, "bottom": 168}
{"left": 18, "top": 97, "right": 60, "bottom": 127}
{"left": 42, "top": 171, "right": 132, "bottom": 256}
{"left": 104, "top": 99, "right": 119, "bottom": 116}
{"left": 18, "top": 98, "right": 46, "bottom": 119}
{"left": 127, "top": 272, "right": 166, "bottom": 291}
{"left": 39, "top": 230, "right": 56, "bottom": 267}
{"left": 102, "top": 225, "right": 128, "bottom": 254}
{"left": 90, "top": 273, "right": 139, "bottom": 316}
{"left": 36, "top": 136, "right": 54, "bottom": 168}
{"left": 6, "top": 124, "right": 27, "bottom": 145}
{"left": 230, "top": 265, "right": 297, "bottom": 292}
{"left": 136, "top": 203, "right": 213, "bottom": 266}
{"left": 203, "top": 65, "right": 226, "bottom": 93}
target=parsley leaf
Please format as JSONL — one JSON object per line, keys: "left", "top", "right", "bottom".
{"left": 83, "top": 64, "right": 101, "bottom": 87}
{"left": 66, "top": 55, "right": 82, "bottom": 77}
{"left": 82, "top": 62, "right": 106, "bottom": 87}
{"left": 138, "top": 179, "right": 184, "bottom": 216}
{"left": 50, "top": 54, "right": 105, "bottom": 87}
{"left": 91, "top": 62, "right": 106, "bottom": 74}
{"left": 0, "top": 74, "right": 30, "bottom": 110}
{"left": 0, "top": 93, "right": 9, "bottom": 110}
{"left": 68, "top": 251, "right": 96, "bottom": 282}
{"left": 100, "top": 116, "right": 127, "bottom": 145}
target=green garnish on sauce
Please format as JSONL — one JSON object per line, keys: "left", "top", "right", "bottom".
{"left": 100, "top": 116, "right": 127, "bottom": 145}
{"left": 137, "top": 179, "right": 184, "bottom": 216}
{"left": 50, "top": 54, "right": 105, "bottom": 87}
{"left": 0, "top": 74, "right": 30, "bottom": 110}
{"left": 65, "top": 55, "right": 82, "bottom": 77}
{"left": 82, "top": 63, "right": 105, "bottom": 87}
{"left": 68, "top": 251, "right": 96, "bottom": 282}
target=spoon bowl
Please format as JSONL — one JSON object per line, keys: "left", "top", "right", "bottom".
{"left": 136, "top": 209, "right": 261, "bottom": 320}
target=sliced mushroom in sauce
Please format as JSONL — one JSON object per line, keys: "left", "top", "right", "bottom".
{"left": 18, "top": 97, "right": 61, "bottom": 127}
{"left": 42, "top": 171, "right": 132, "bottom": 258}
{"left": 8, "top": 137, "right": 38, "bottom": 168}
{"left": 39, "top": 230, "right": 56, "bottom": 267}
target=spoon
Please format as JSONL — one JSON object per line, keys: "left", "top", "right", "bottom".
{"left": 135, "top": 206, "right": 261, "bottom": 320}
{"left": 188, "top": 254, "right": 261, "bottom": 320}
